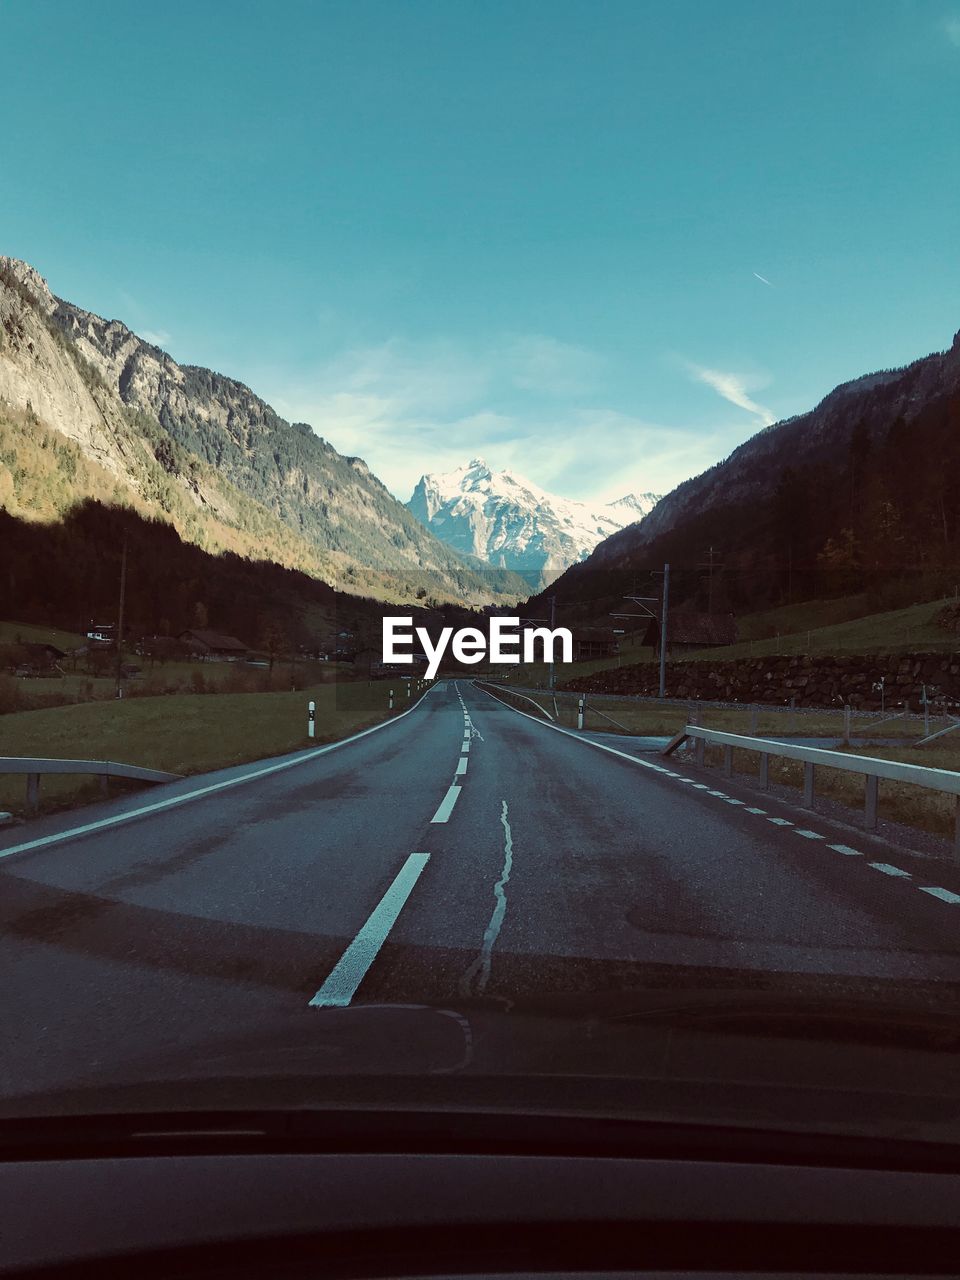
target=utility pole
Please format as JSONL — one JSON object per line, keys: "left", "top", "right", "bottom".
{"left": 708, "top": 545, "right": 714, "bottom": 614}
{"left": 115, "top": 531, "right": 127, "bottom": 699}
{"left": 547, "top": 595, "right": 556, "bottom": 691}
{"left": 658, "top": 562, "right": 670, "bottom": 699}
{"left": 698, "top": 545, "right": 718, "bottom": 613}
{"left": 523, "top": 597, "right": 559, "bottom": 691}
{"left": 610, "top": 561, "right": 670, "bottom": 698}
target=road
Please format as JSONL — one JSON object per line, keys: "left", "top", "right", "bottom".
{"left": 2, "top": 678, "right": 960, "bottom": 1100}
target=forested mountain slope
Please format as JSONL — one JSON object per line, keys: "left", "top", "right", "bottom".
{"left": 535, "top": 327, "right": 960, "bottom": 620}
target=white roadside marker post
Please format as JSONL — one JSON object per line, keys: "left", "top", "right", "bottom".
{"left": 389, "top": 689, "right": 394, "bottom": 711}
{"left": 308, "top": 699, "right": 316, "bottom": 739}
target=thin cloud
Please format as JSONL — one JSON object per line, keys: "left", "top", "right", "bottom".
{"left": 141, "top": 329, "right": 171, "bottom": 348}
{"left": 945, "top": 15, "right": 960, "bottom": 46}
{"left": 752, "top": 271, "right": 774, "bottom": 287}
{"left": 686, "top": 363, "right": 776, "bottom": 427}
{"left": 505, "top": 334, "right": 605, "bottom": 397}
{"left": 265, "top": 334, "right": 713, "bottom": 502}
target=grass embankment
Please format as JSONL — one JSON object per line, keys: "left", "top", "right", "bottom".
{"left": 679, "top": 596, "right": 959, "bottom": 662}
{"left": 0, "top": 680, "right": 418, "bottom": 817}
{"left": 0, "top": 620, "right": 85, "bottom": 650}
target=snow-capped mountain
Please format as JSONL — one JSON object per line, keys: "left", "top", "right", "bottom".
{"left": 407, "top": 458, "right": 660, "bottom": 579}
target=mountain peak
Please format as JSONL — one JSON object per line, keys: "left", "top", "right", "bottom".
{"left": 407, "top": 459, "right": 660, "bottom": 578}
{"left": 0, "top": 256, "right": 56, "bottom": 314}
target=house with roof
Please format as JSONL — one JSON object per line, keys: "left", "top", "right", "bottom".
{"left": 571, "top": 627, "right": 620, "bottom": 661}
{"left": 1, "top": 641, "right": 66, "bottom": 677}
{"left": 178, "top": 629, "right": 250, "bottom": 661}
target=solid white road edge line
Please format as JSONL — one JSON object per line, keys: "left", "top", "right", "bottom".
{"left": 0, "top": 682, "right": 439, "bottom": 861}
{"left": 431, "top": 784, "right": 462, "bottom": 823}
{"left": 308, "top": 852, "right": 430, "bottom": 1008}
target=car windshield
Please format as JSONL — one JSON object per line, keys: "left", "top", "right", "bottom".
{"left": 1, "top": 0, "right": 960, "bottom": 1146}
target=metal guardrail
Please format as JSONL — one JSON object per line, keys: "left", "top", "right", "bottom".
{"left": 664, "top": 727, "right": 960, "bottom": 856}
{"left": 0, "top": 757, "right": 182, "bottom": 816}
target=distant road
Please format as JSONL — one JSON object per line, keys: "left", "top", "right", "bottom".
{"left": 2, "top": 679, "right": 960, "bottom": 1098}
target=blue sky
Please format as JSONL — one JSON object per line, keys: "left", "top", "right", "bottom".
{"left": 3, "top": 0, "right": 960, "bottom": 502}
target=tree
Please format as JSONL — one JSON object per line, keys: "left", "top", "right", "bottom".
{"left": 817, "top": 528, "right": 861, "bottom": 595}
{"left": 772, "top": 467, "right": 812, "bottom": 603}
{"left": 259, "top": 617, "right": 286, "bottom": 672}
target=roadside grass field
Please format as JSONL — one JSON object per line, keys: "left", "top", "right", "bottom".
{"left": 0, "top": 620, "right": 85, "bottom": 651}
{"left": 679, "top": 596, "right": 958, "bottom": 662}
{"left": 2, "top": 641, "right": 354, "bottom": 714}
{"left": 484, "top": 686, "right": 938, "bottom": 742}
{"left": 0, "top": 679, "right": 416, "bottom": 818}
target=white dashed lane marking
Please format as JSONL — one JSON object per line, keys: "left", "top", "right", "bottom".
{"left": 919, "top": 886, "right": 960, "bottom": 903}
{"left": 431, "top": 784, "right": 462, "bottom": 824}
{"left": 767, "top": 817, "right": 793, "bottom": 827}
{"left": 309, "top": 852, "right": 430, "bottom": 1008}
{"left": 829, "top": 844, "right": 862, "bottom": 856}
{"left": 794, "top": 829, "right": 824, "bottom": 840}
{"left": 868, "top": 862, "right": 911, "bottom": 878}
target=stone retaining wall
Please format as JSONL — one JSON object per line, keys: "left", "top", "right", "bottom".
{"left": 562, "top": 651, "right": 960, "bottom": 711}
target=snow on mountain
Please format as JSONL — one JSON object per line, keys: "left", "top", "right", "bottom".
{"left": 406, "top": 458, "right": 660, "bottom": 579}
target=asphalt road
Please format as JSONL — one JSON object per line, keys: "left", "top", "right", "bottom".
{"left": 2, "top": 678, "right": 960, "bottom": 1100}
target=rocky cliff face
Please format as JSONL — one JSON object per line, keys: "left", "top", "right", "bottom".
{"left": 0, "top": 261, "right": 135, "bottom": 481}
{"left": 0, "top": 258, "right": 524, "bottom": 605}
